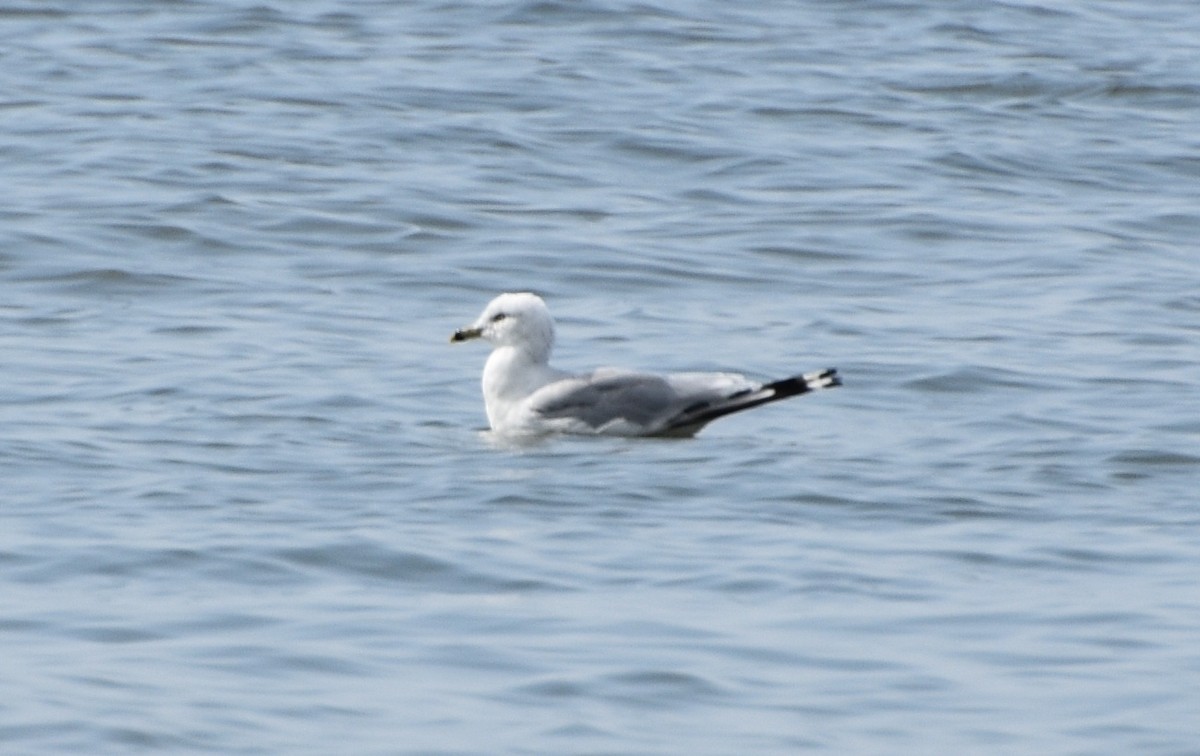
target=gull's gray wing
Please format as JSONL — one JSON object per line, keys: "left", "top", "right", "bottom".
{"left": 525, "top": 368, "right": 765, "bottom": 436}
{"left": 526, "top": 369, "right": 684, "bottom": 433}
{"left": 525, "top": 366, "right": 840, "bottom": 437}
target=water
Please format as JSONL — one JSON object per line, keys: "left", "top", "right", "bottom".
{"left": 3, "top": 0, "right": 1199, "bottom": 752}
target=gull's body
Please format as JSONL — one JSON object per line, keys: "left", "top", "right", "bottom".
{"left": 451, "top": 292, "right": 840, "bottom": 437}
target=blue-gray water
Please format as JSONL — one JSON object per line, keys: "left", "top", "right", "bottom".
{"left": 3, "top": 0, "right": 1199, "bottom": 753}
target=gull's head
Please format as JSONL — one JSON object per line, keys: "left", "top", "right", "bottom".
{"left": 451, "top": 292, "right": 555, "bottom": 358}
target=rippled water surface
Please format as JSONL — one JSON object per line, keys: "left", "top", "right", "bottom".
{"left": 3, "top": 0, "right": 1199, "bottom": 752}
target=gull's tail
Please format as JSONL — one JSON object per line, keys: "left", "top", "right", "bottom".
{"left": 659, "top": 368, "right": 841, "bottom": 436}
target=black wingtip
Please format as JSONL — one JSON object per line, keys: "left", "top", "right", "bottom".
{"left": 764, "top": 368, "right": 841, "bottom": 399}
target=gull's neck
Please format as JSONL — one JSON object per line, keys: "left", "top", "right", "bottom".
{"left": 481, "top": 345, "right": 563, "bottom": 429}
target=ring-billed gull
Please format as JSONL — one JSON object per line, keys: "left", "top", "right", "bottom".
{"left": 451, "top": 292, "right": 840, "bottom": 437}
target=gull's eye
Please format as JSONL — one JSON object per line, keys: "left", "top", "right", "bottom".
{"left": 491, "top": 312, "right": 507, "bottom": 323}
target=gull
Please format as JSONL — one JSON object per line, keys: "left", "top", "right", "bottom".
{"left": 451, "top": 292, "right": 840, "bottom": 437}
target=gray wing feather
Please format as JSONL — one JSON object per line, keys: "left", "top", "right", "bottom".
{"left": 529, "top": 372, "right": 682, "bottom": 431}
{"left": 525, "top": 367, "right": 839, "bottom": 436}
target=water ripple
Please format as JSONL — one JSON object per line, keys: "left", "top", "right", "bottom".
{"left": 3, "top": 0, "right": 1198, "bottom": 753}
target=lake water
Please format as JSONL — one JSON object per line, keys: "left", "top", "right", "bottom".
{"left": 3, "top": 0, "right": 1199, "bottom": 752}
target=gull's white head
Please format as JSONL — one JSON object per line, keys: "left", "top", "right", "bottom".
{"left": 451, "top": 292, "right": 555, "bottom": 360}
